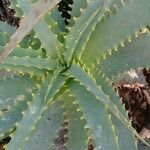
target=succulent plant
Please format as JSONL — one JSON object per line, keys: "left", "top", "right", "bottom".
{"left": 0, "top": 0, "right": 150, "bottom": 149}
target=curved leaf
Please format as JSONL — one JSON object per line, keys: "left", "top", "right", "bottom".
{"left": 0, "top": 73, "right": 39, "bottom": 139}
{"left": 68, "top": 0, "right": 87, "bottom": 26}
{"left": 0, "top": 0, "right": 60, "bottom": 61}
{"left": 6, "top": 69, "right": 67, "bottom": 149}
{"left": 64, "top": 62, "right": 146, "bottom": 144}
{"left": 64, "top": 0, "right": 105, "bottom": 66}
{"left": 67, "top": 80, "right": 119, "bottom": 150}
{"left": 92, "top": 71, "right": 128, "bottom": 119}
{"left": 81, "top": 0, "right": 150, "bottom": 66}
{"left": 111, "top": 116, "right": 138, "bottom": 150}
{"left": 91, "top": 71, "right": 138, "bottom": 149}
{"left": 0, "top": 21, "right": 16, "bottom": 37}
{"left": 17, "top": 0, "right": 64, "bottom": 58}
{"left": 62, "top": 92, "right": 88, "bottom": 150}
{"left": 21, "top": 100, "right": 64, "bottom": 150}
{"left": 0, "top": 64, "right": 45, "bottom": 77}
{"left": 1, "top": 56, "right": 58, "bottom": 70}
{"left": 99, "top": 32, "right": 150, "bottom": 78}
{"left": 5, "top": 75, "right": 52, "bottom": 149}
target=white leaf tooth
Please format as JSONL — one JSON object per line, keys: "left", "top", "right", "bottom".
{"left": 120, "top": 41, "right": 125, "bottom": 47}
{"left": 80, "top": 8, "right": 84, "bottom": 13}
{"left": 128, "top": 36, "right": 132, "bottom": 42}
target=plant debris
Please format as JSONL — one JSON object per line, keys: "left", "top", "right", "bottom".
{"left": 0, "top": 137, "right": 11, "bottom": 150}
{"left": 115, "top": 68, "right": 150, "bottom": 139}
{"left": 0, "top": 0, "right": 20, "bottom": 27}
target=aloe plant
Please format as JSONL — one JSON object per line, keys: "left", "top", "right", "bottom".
{"left": 0, "top": 0, "right": 150, "bottom": 149}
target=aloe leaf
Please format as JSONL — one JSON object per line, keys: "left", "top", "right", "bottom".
{"left": 34, "top": 21, "right": 63, "bottom": 58}
{"left": 0, "top": 21, "right": 16, "bottom": 47}
{"left": 0, "top": 64, "right": 45, "bottom": 77}
{"left": 0, "top": 28, "right": 45, "bottom": 59}
{"left": 9, "top": 47, "right": 45, "bottom": 58}
{"left": 91, "top": 71, "right": 137, "bottom": 149}
{"left": 17, "top": 0, "right": 64, "bottom": 58}
{"left": 0, "top": 21, "right": 16, "bottom": 37}
{"left": 21, "top": 100, "right": 64, "bottom": 150}
{"left": 32, "top": 0, "right": 67, "bottom": 34}
{"left": 65, "top": 62, "right": 126, "bottom": 120}
{"left": 64, "top": 62, "right": 148, "bottom": 145}
{"left": 99, "top": 31, "right": 150, "bottom": 78}
{"left": 9, "top": 0, "right": 37, "bottom": 48}
{"left": 67, "top": 80, "right": 119, "bottom": 149}
{"left": 62, "top": 92, "right": 88, "bottom": 150}
{"left": 44, "top": 13, "right": 65, "bottom": 43}
{"left": 0, "top": 0, "right": 60, "bottom": 61}
{"left": 64, "top": 0, "right": 105, "bottom": 66}
{"left": 6, "top": 67, "right": 68, "bottom": 149}
{"left": 73, "top": 0, "right": 118, "bottom": 62}
{"left": 5, "top": 75, "right": 52, "bottom": 149}
{"left": 0, "top": 73, "right": 39, "bottom": 140}
{"left": 10, "top": 0, "right": 23, "bottom": 17}
{"left": 0, "top": 73, "right": 38, "bottom": 110}
{"left": 50, "top": 9, "right": 67, "bottom": 34}
{"left": 0, "top": 95, "right": 32, "bottom": 140}
{"left": 81, "top": 0, "right": 150, "bottom": 66}
{"left": 1, "top": 56, "right": 58, "bottom": 70}
{"left": 45, "top": 70, "right": 68, "bottom": 104}
{"left": 0, "top": 32, "right": 9, "bottom": 47}
{"left": 30, "top": 37, "right": 42, "bottom": 50}
{"left": 92, "top": 71, "right": 128, "bottom": 119}
{"left": 19, "top": 35, "right": 33, "bottom": 49}
{"left": 68, "top": 0, "right": 87, "bottom": 26}
{"left": 111, "top": 116, "right": 138, "bottom": 150}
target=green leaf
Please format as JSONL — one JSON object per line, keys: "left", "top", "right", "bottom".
{"left": 19, "top": 35, "right": 33, "bottom": 49}
{"left": 65, "top": 63, "right": 126, "bottom": 118}
{"left": 0, "top": 21, "right": 16, "bottom": 46}
{"left": 64, "top": 0, "right": 105, "bottom": 66}
{"left": 1, "top": 56, "right": 58, "bottom": 71}
{"left": 0, "top": 46, "right": 45, "bottom": 58}
{"left": 0, "top": 0, "right": 61, "bottom": 61}
{"left": 92, "top": 71, "right": 128, "bottom": 119}
{"left": 5, "top": 75, "right": 52, "bottom": 150}
{"left": 0, "top": 95, "right": 32, "bottom": 140}
{"left": 0, "top": 73, "right": 38, "bottom": 111}
{"left": 10, "top": 47, "right": 45, "bottom": 58}
{"left": 50, "top": 8, "right": 67, "bottom": 33}
{"left": 67, "top": 80, "right": 119, "bottom": 149}
{"left": 64, "top": 62, "right": 146, "bottom": 143}
{"left": 10, "top": 0, "right": 23, "bottom": 17}
{"left": 34, "top": 21, "right": 63, "bottom": 58}
{"left": 21, "top": 100, "right": 64, "bottom": 150}
{"left": 0, "top": 21, "right": 16, "bottom": 37}
{"left": 43, "top": 0, "right": 68, "bottom": 33}
{"left": 0, "top": 64, "right": 45, "bottom": 77}
{"left": 45, "top": 69, "right": 68, "bottom": 104}
{"left": 73, "top": 0, "right": 115, "bottom": 62}
{"left": 0, "top": 32, "right": 9, "bottom": 46}
{"left": 81, "top": 0, "right": 150, "bottom": 66}
{"left": 68, "top": 0, "right": 87, "bottom": 26}
{"left": 6, "top": 68, "right": 67, "bottom": 149}
{"left": 30, "top": 37, "right": 41, "bottom": 50}
{"left": 17, "top": 0, "right": 64, "bottom": 58}
{"left": 111, "top": 116, "right": 138, "bottom": 150}
{"left": 91, "top": 71, "right": 138, "bottom": 149}
{"left": 99, "top": 31, "right": 150, "bottom": 78}
{"left": 44, "top": 12, "right": 65, "bottom": 43}
{"left": 0, "top": 73, "right": 39, "bottom": 139}
{"left": 62, "top": 92, "right": 88, "bottom": 150}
